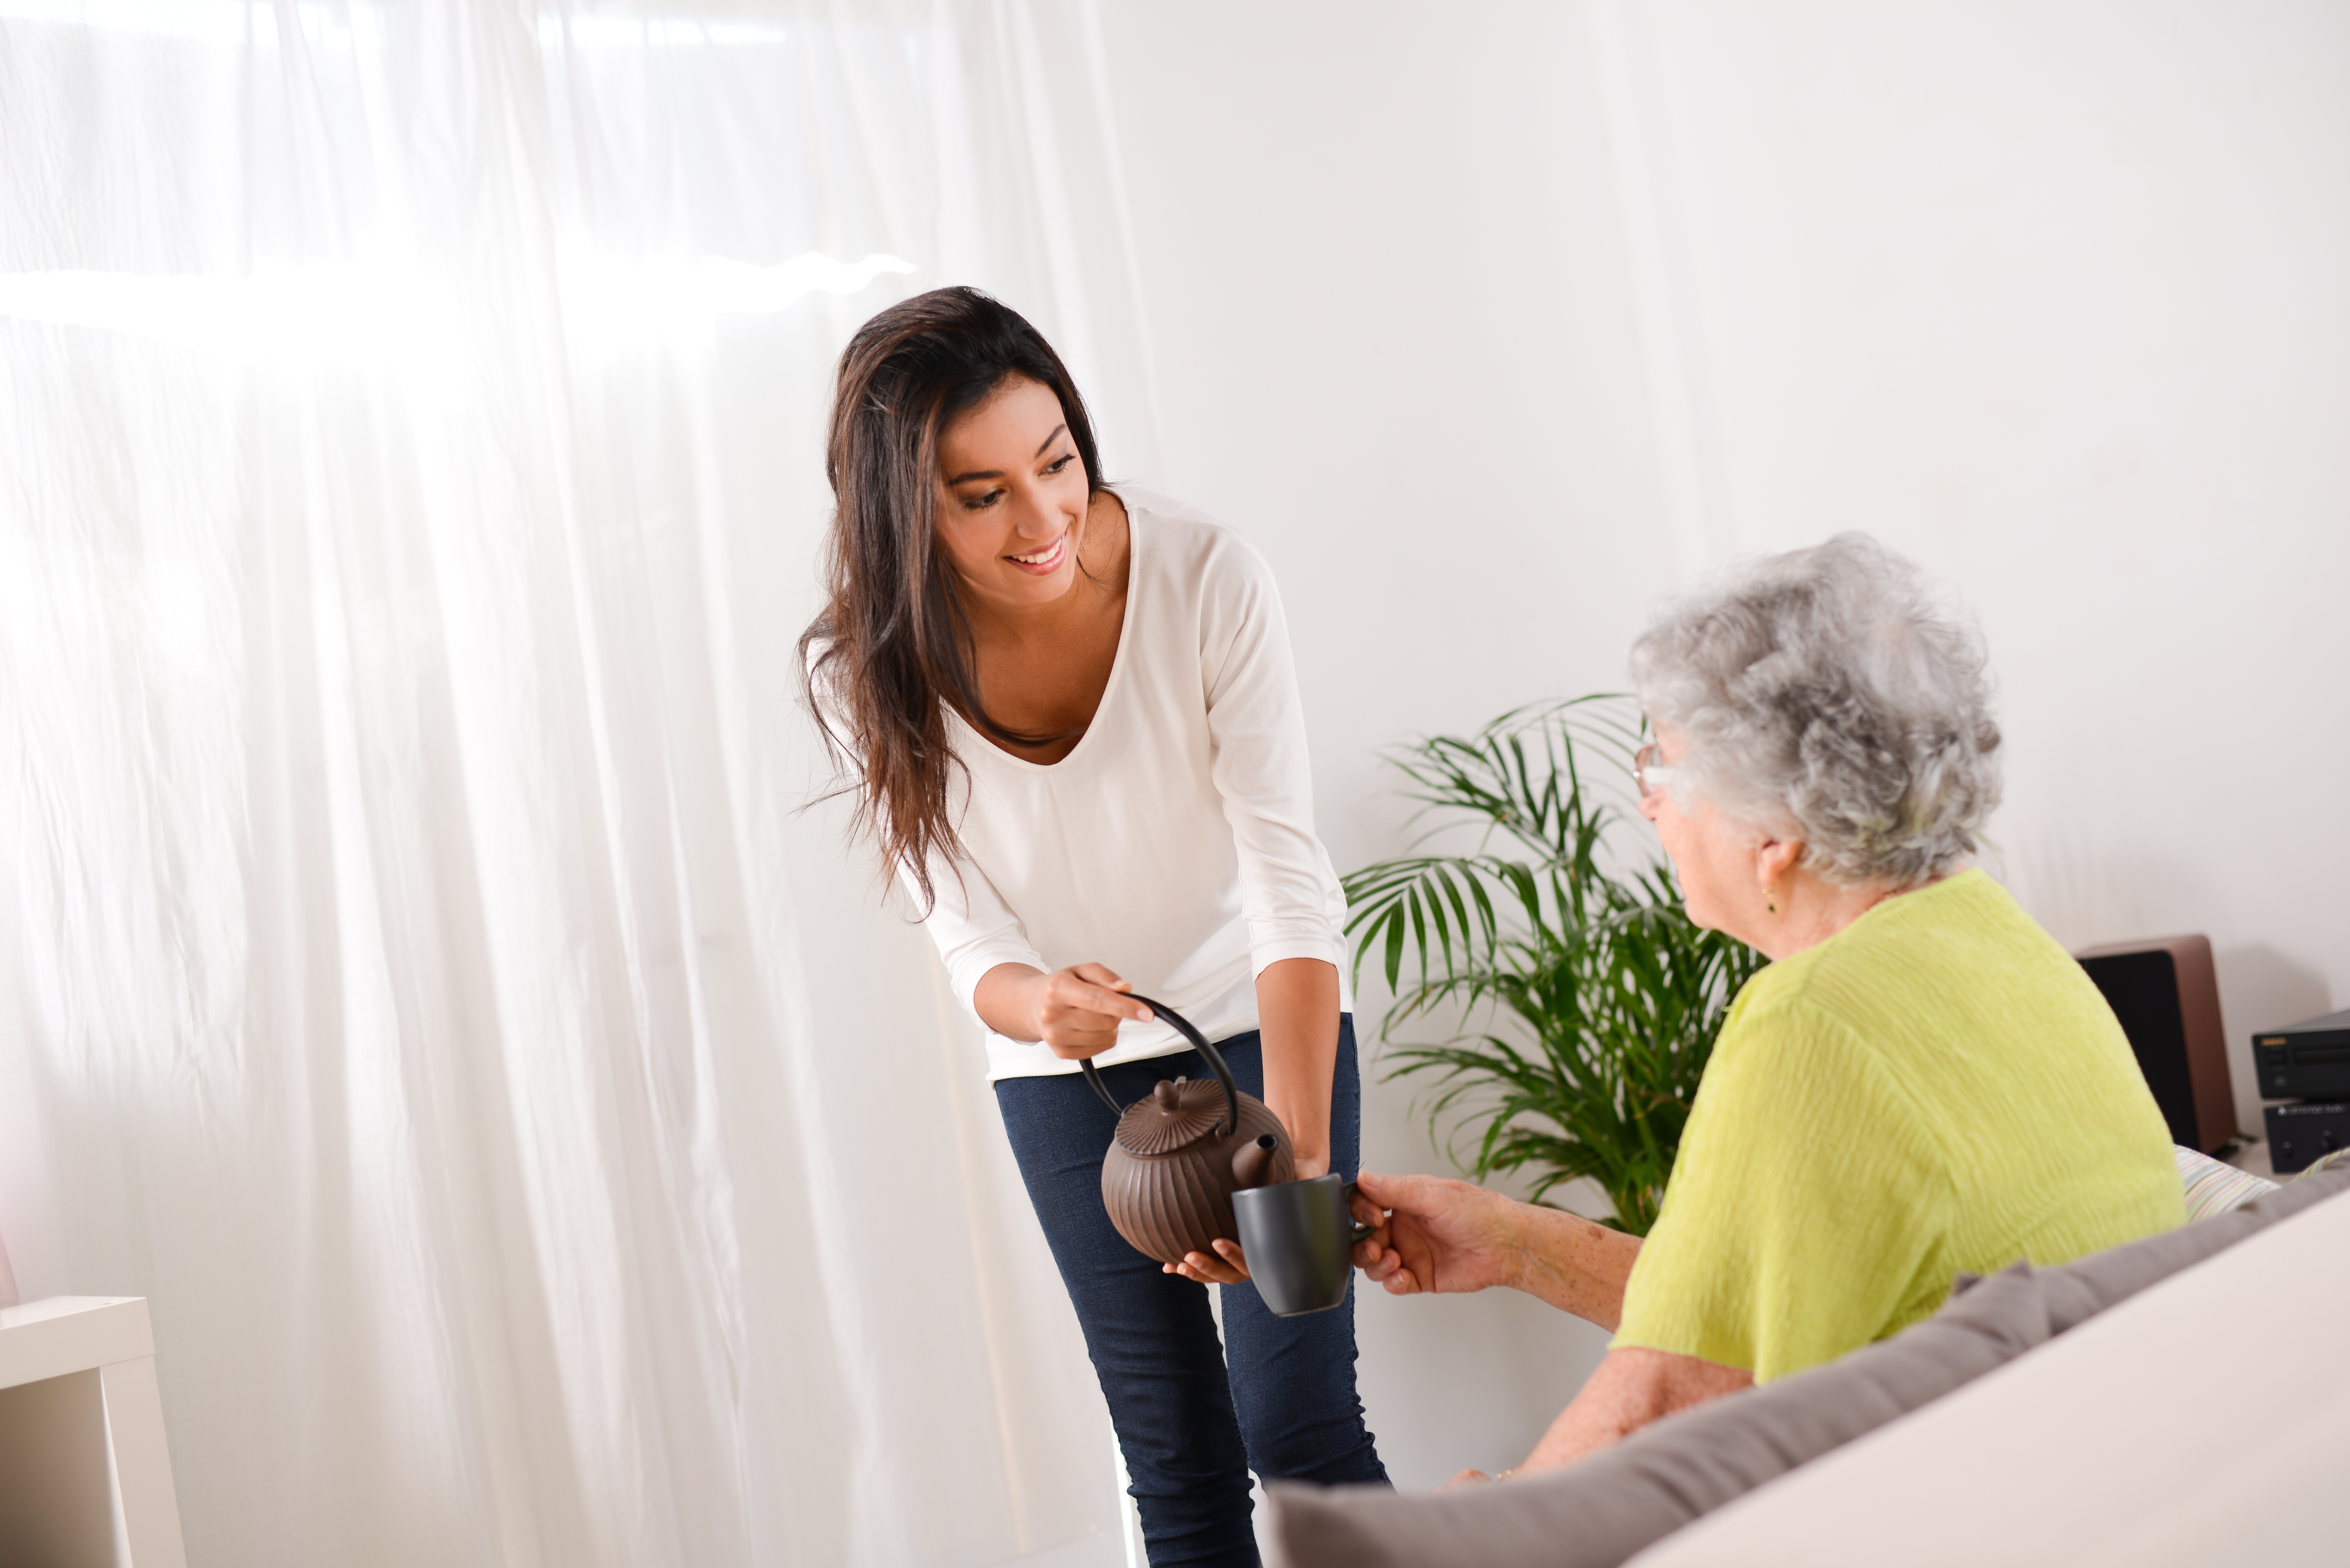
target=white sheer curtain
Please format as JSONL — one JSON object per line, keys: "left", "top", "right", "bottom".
{"left": 0, "top": 4, "right": 1157, "bottom": 1563}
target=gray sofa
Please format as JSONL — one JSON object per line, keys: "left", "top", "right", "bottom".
{"left": 1267, "top": 1162, "right": 2350, "bottom": 1568}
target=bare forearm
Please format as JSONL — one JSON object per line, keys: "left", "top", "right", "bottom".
{"left": 1256, "top": 958, "right": 1341, "bottom": 1177}
{"left": 1504, "top": 1206, "right": 1644, "bottom": 1330}
{"left": 974, "top": 961, "right": 1152, "bottom": 1057}
{"left": 973, "top": 962, "right": 1048, "bottom": 1040}
{"left": 1519, "top": 1348, "right": 1751, "bottom": 1474}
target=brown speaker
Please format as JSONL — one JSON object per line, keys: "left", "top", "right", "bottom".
{"left": 2075, "top": 934, "right": 2238, "bottom": 1154}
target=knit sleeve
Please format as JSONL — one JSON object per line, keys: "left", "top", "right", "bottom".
{"left": 1611, "top": 994, "right": 1958, "bottom": 1383}
{"left": 903, "top": 845, "right": 1051, "bottom": 1017}
{"left": 807, "top": 665, "right": 1050, "bottom": 1017}
{"left": 1196, "top": 534, "right": 1346, "bottom": 975}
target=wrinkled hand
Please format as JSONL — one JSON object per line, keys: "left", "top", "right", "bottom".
{"left": 1165, "top": 1237, "right": 1248, "bottom": 1286}
{"left": 1026, "top": 963, "right": 1154, "bottom": 1060}
{"left": 1350, "top": 1171, "right": 1525, "bottom": 1297}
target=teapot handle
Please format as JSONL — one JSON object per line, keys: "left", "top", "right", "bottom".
{"left": 1079, "top": 994, "right": 1240, "bottom": 1140}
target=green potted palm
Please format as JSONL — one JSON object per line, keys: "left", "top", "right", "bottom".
{"left": 1342, "top": 696, "right": 1764, "bottom": 1235}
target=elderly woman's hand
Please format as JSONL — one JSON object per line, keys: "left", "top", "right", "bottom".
{"left": 1350, "top": 1172, "right": 1526, "bottom": 1297}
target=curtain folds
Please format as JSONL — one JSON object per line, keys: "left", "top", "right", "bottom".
{"left": 0, "top": 4, "right": 1154, "bottom": 1564}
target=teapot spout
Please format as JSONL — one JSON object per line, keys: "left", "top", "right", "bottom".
{"left": 1231, "top": 1134, "right": 1280, "bottom": 1191}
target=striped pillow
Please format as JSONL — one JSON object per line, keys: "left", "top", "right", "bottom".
{"left": 2173, "top": 1144, "right": 2277, "bottom": 1221}
{"left": 2293, "top": 1146, "right": 2350, "bottom": 1181}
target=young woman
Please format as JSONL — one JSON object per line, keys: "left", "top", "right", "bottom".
{"left": 802, "top": 287, "right": 1386, "bottom": 1562}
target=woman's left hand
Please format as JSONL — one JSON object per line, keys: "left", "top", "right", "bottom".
{"left": 1165, "top": 1237, "right": 1249, "bottom": 1286}
{"left": 1160, "top": 1136, "right": 1325, "bottom": 1284}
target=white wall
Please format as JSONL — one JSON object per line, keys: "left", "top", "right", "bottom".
{"left": 1098, "top": 0, "right": 2350, "bottom": 1492}
{"left": 1099, "top": 0, "right": 1676, "bottom": 1490}
{"left": 1636, "top": 0, "right": 2350, "bottom": 1129}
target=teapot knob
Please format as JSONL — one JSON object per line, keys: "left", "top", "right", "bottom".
{"left": 1151, "top": 1080, "right": 1184, "bottom": 1110}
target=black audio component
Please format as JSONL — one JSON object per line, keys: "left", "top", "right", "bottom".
{"left": 2263, "top": 1100, "right": 2350, "bottom": 1175}
{"left": 2251, "top": 1008, "right": 2350, "bottom": 1101}
{"left": 2076, "top": 935, "right": 2238, "bottom": 1154}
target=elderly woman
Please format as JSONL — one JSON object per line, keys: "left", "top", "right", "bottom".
{"left": 1348, "top": 533, "right": 2184, "bottom": 1479}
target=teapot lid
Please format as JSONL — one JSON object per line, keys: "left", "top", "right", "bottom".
{"left": 1113, "top": 1077, "right": 1229, "bottom": 1156}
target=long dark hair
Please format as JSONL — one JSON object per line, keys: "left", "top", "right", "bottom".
{"left": 800, "top": 286, "right": 1106, "bottom": 913}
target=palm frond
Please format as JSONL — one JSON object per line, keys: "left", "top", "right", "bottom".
{"left": 1344, "top": 697, "right": 1765, "bottom": 1235}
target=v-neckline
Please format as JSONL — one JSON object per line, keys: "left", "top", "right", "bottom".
{"left": 950, "top": 494, "right": 1142, "bottom": 774}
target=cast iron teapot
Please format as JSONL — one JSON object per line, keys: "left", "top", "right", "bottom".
{"left": 1083, "top": 996, "right": 1295, "bottom": 1265}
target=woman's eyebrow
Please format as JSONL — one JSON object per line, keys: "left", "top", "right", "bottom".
{"left": 945, "top": 424, "right": 1068, "bottom": 486}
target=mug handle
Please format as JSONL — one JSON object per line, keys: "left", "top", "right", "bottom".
{"left": 1341, "top": 1179, "right": 1377, "bottom": 1245}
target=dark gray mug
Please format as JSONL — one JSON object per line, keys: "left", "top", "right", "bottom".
{"left": 1232, "top": 1173, "right": 1376, "bottom": 1317}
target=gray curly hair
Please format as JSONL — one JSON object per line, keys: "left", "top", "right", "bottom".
{"left": 1628, "top": 533, "right": 2002, "bottom": 889}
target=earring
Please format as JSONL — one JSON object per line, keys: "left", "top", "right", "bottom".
{"left": 1767, "top": 901, "right": 1777, "bottom": 914}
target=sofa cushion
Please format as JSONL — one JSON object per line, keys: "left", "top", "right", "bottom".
{"left": 1266, "top": 1164, "right": 2350, "bottom": 1568}
{"left": 1265, "top": 1262, "right": 2052, "bottom": 1568}
{"left": 2035, "top": 1163, "right": 2350, "bottom": 1334}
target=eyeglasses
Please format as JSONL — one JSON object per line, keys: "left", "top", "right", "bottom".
{"left": 1634, "top": 742, "right": 1675, "bottom": 801}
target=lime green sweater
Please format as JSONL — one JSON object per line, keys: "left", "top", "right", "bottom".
{"left": 1612, "top": 870, "right": 2184, "bottom": 1383}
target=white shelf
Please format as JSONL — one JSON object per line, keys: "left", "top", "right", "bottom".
{"left": 0, "top": 1296, "right": 188, "bottom": 1568}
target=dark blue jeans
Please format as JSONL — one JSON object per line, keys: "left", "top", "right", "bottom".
{"left": 995, "top": 1020, "right": 1389, "bottom": 1565}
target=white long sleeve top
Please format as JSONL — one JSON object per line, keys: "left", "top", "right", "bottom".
{"left": 912, "top": 489, "right": 1352, "bottom": 1080}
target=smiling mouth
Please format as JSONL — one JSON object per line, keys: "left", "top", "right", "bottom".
{"left": 1007, "top": 535, "right": 1068, "bottom": 571}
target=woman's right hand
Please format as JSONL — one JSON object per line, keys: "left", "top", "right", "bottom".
{"left": 1009, "top": 962, "right": 1155, "bottom": 1059}
{"left": 1350, "top": 1171, "right": 1527, "bottom": 1297}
